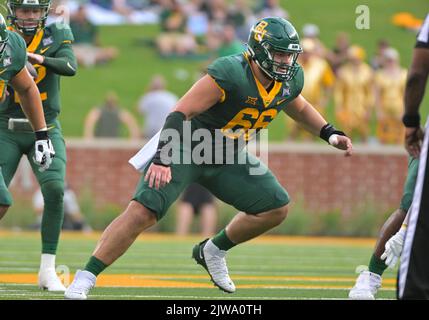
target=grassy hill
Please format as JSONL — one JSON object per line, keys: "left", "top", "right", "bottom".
{"left": 41, "top": 1, "right": 429, "bottom": 138}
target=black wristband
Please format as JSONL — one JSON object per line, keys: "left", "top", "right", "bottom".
{"left": 320, "top": 123, "right": 346, "bottom": 144}
{"left": 35, "top": 130, "right": 48, "bottom": 140}
{"left": 402, "top": 113, "right": 420, "bottom": 127}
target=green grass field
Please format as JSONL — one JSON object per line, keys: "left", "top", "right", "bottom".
{"left": 0, "top": 232, "right": 397, "bottom": 300}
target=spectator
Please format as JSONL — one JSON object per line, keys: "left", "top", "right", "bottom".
{"left": 334, "top": 45, "right": 374, "bottom": 142}
{"left": 203, "top": 0, "right": 229, "bottom": 52}
{"left": 70, "top": 5, "right": 119, "bottom": 67}
{"left": 176, "top": 183, "right": 218, "bottom": 237}
{"left": 371, "top": 39, "right": 390, "bottom": 70}
{"left": 156, "top": 0, "right": 197, "bottom": 57}
{"left": 301, "top": 23, "right": 327, "bottom": 58}
{"left": 289, "top": 38, "right": 335, "bottom": 140}
{"left": 226, "top": 0, "right": 254, "bottom": 42}
{"left": 84, "top": 0, "right": 158, "bottom": 25}
{"left": 216, "top": 24, "right": 245, "bottom": 58}
{"left": 137, "top": 75, "right": 178, "bottom": 138}
{"left": 183, "top": 0, "right": 210, "bottom": 39}
{"left": 84, "top": 91, "right": 140, "bottom": 139}
{"left": 327, "top": 32, "right": 351, "bottom": 74}
{"left": 256, "top": 0, "right": 289, "bottom": 20}
{"left": 374, "top": 48, "right": 407, "bottom": 144}
{"left": 31, "top": 182, "right": 92, "bottom": 232}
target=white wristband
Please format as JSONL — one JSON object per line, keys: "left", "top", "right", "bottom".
{"left": 329, "top": 134, "right": 339, "bottom": 146}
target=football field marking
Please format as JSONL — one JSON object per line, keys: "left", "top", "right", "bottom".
{"left": 0, "top": 231, "right": 377, "bottom": 246}
{"left": 0, "top": 273, "right": 396, "bottom": 290}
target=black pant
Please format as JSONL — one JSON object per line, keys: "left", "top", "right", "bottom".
{"left": 398, "top": 126, "right": 429, "bottom": 299}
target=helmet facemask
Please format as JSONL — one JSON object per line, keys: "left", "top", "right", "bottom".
{"left": 7, "top": 1, "right": 51, "bottom": 36}
{"left": 258, "top": 42, "right": 302, "bottom": 82}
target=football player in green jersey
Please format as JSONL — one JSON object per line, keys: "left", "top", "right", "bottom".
{"left": 1, "top": 0, "right": 77, "bottom": 292}
{"left": 65, "top": 17, "right": 353, "bottom": 299}
{"left": 0, "top": 12, "right": 54, "bottom": 191}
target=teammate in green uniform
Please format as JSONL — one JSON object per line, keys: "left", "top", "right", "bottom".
{"left": 349, "top": 157, "right": 418, "bottom": 299}
{"left": 0, "top": 12, "right": 55, "bottom": 205}
{"left": 65, "top": 17, "right": 353, "bottom": 299}
{"left": 1, "top": 0, "right": 77, "bottom": 292}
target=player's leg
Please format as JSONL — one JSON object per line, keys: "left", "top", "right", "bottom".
{"left": 192, "top": 152, "right": 289, "bottom": 293}
{"left": 349, "top": 157, "right": 418, "bottom": 300}
{"left": 0, "top": 130, "right": 25, "bottom": 219}
{"left": 0, "top": 167, "right": 13, "bottom": 219}
{"left": 65, "top": 162, "right": 198, "bottom": 299}
{"left": 29, "top": 128, "right": 67, "bottom": 291}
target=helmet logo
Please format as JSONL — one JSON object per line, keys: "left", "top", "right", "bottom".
{"left": 253, "top": 21, "right": 268, "bottom": 42}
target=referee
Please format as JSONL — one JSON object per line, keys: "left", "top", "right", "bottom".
{"left": 398, "top": 13, "right": 429, "bottom": 299}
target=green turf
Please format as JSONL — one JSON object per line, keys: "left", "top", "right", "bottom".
{"left": 0, "top": 232, "right": 397, "bottom": 300}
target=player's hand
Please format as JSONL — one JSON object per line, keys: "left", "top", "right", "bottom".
{"left": 405, "top": 127, "right": 424, "bottom": 159}
{"left": 33, "top": 130, "right": 55, "bottom": 172}
{"left": 27, "top": 52, "right": 45, "bottom": 65}
{"left": 144, "top": 163, "right": 172, "bottom": 190}
{"left": 329, "top": 134, "right": 353, "bottom": 157}
{"left": 381, "top": 230, "right": 405, "bottom": 269}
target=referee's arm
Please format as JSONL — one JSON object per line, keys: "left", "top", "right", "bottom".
{"left": 404, "top": 49, "right": 429, "bottom": 117}
{"left": 403, "top": 14, "right": 429, "bottom": 158}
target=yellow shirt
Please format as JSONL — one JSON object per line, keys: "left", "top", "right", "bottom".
{"left": 334, "top": 62, "right": 374, "bottom": 118}
{"left": 301, "top": 56, "right": 335, "bottom": 107}
{"left": 374, "top": 68, "right": 407, "bottom": 117}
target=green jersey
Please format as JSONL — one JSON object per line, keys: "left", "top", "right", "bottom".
{"left": 0, "top": 30, "right": 27, "bottom": 102}
{"left": 0, "top": 23, "right": 75, "bottom": 124}
{"left": 193, "top": 52, "right": 304, "bottom": 142}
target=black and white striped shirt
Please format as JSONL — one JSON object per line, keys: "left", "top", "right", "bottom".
{"left": 416, "top": 13, "right": 429, "bottom": 48}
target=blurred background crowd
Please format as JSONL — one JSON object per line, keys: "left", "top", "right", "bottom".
{"left": 45, "top": 0, "right": 426, "bottom": 145}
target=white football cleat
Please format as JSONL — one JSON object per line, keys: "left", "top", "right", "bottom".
{"left": 64, "top": 270, "right": 96, "bottom": 300}
{"left": 38, "top": 268, "right": 67, "bottom": 292}
{"left": 349, "top": 270, "right": 382, "bottom": 300}
{"left": 192, "top": 239, "right": 236, "bottom": 293}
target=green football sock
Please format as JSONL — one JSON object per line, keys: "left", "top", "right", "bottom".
{"left": 85, "top": 256, "right": 107, "bottom": 277}
{"left": 211, "top": 229, "right": 236, "bottom": 251}
{"left": 40, "top": 180, "right": 64, "bottom": 254}
{"left": 368, "top": 254, "right": 388, "bottom": 276}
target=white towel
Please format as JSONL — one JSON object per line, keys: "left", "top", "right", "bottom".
{"left": 129, "top": 130, "right": 161, "bottom": 172}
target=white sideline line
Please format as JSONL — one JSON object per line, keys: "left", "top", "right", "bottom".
{"left": 0, "top": 293, "right": 394, "bottom": 300}
{"left": 0, "top": 284, "right": 395, "bottom": 291}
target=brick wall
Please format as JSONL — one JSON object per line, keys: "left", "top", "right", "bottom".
{"left": 9, "top": 139, "right": 409, "bottom": 215}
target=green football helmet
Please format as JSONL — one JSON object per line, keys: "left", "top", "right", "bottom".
{"left": 0, "top": 14, "right": 9, "bottom": 61}
{"left": 7, "top": 0, "right": 51, "bottom": 36}
{"left": 247, "top": 17, "right": 303, "bottom": 82}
